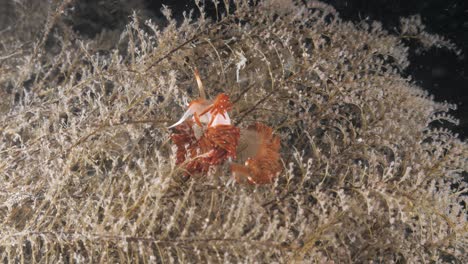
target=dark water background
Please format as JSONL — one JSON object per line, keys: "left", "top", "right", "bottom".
{"left": 323, "top": 0, "right": 468, "bottom": 140}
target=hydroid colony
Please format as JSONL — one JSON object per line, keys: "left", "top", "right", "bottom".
{"left": 0, "top": 0, "right": 466, "bottom": 262}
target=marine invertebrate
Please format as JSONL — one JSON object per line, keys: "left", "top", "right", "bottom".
{"left": 2, "top": 1, "right": 466, "bottom": 262}
{"left": 171, "top": 118, "right": 240, "bottom": 175}
{"left": 169, "top": 71, "right": 240, "bottom": 175}
{"left": 168, "top": 71, "right": 232, "bottom": 129}
{"left": 169, "top": 72, "right": 281, "bottom": 182}
{"left": 231, "top": 123, "right": 281, "bottom": 184}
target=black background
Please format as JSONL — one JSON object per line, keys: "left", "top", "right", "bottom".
{"left": 322, "top": 0, "right": 468, "bottom": 140}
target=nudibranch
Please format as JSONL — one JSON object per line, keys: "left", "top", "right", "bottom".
{"left": 169, "top": 70, "right": 281, "bottom": 184}
{"left": 169, "top": 71, "right": 240, "bottom": 175}
{"left": 231, "top": 123, "right": 281, "bottom": 184}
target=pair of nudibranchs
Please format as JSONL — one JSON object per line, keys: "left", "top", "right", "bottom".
{"left": 168, "top": 71, "right": 281, "bottom": 184}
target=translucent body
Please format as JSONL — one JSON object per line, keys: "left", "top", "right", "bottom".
{"left": 231, "top": 123, "right": 281, "bottom": 184}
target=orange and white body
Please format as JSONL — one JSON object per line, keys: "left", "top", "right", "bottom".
{"left": 169, "top": 70, "right": 281, "bottom": 183}
{"left": 168, "top": 70, "right": 232, "bottom": 130}
{"left": 169, "top": 70, "right": 239, "bottom": 175}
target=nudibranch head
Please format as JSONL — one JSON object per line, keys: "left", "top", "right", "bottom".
{"left": 168, "top": 93, "right": 233, "bottom": 129}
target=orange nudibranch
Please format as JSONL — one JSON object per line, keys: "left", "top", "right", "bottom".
{"left": 169, "top": 92, "right": 240, "bottom": 176}
{"left": 171, "top": 120, "right": 240, "bottom": 175}
{"left": 168, "top": 93, "right": 233, "bottom": 129}
{"left": 168, "top": 69, "right": 232, "bottom": 129}
{"left": 231, "top": 123, "right": 281, "bottom": 184}
{"left": 169, "top": 70, "right": 281, "bottom": 183}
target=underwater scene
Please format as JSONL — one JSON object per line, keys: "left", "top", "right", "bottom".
{"left": 0, "top": 0, "right": 466, "bottom": 262}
